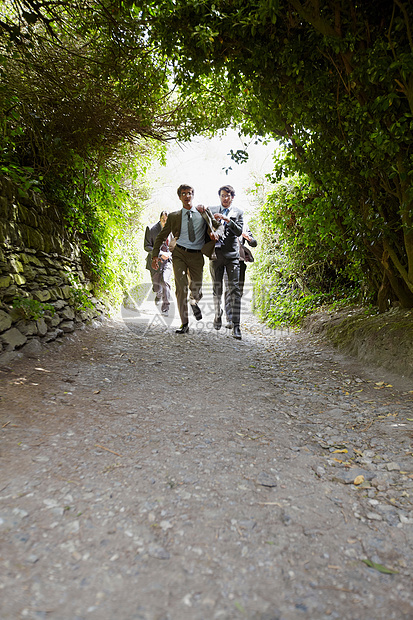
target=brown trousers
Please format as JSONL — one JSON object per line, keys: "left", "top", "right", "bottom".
{"left": 172, "top": 245, "right": 205, "bottom": 324}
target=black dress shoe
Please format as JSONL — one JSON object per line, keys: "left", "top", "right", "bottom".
{"left": 213, "top": 309, "right": 223, "bottom": 330}
{"left": 190, "top": 302, "right": 202, "bottom": 321}
{"left": 175, "top": 324, "right": 189, "bottom": 334}
{"left": 232, "top": 325, "right": 242, "bottom": 340}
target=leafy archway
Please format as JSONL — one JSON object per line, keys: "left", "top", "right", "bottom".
{"left": 2, "top": 1, "right": 413, "bottom": 309}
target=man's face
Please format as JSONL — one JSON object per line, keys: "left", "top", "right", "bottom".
{"left": 160, "top": 214, "right": 168, "bottom": 228}
{"left": 179, "top": 189, "right": 194, "bottom": 210}
{"left": 219, "top": 190, "right": 233, "bottom": 210}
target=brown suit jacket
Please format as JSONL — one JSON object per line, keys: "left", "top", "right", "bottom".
{"left": 152, "top": 210, "right": 216, "bottom": 259}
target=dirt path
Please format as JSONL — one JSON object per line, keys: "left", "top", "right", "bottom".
{"left": 1, "top": 290, "right": 413, "bottom": 620}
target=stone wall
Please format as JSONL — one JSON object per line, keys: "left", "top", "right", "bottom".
{"left": 0, "top": 175, "right": 105, "bottom": 364}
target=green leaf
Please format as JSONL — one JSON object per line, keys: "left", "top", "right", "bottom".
{"left": 361, "top": 559, "right": 399, "bottom": 574}
{"left": 234, "top": 601, "right": 246, "bottom": 613}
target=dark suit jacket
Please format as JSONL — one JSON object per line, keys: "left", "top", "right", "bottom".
{"left": 152, "top": 210, "right": 215, "bottom": 259}
{"left": 144, "top": 221, "right": 162, "bottom": 270}
{"left": 210, "top": 205, "right": 244, "bottom": 259}
{"left": 239, "top": 226, "right": 257, "bottom": 263}
{"left": 144, "top": 221, "right": 171, "bottom": 271}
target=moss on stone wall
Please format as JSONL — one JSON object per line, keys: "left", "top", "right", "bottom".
{"left": 0, "top": 175, "right": 105, "bottom": 364}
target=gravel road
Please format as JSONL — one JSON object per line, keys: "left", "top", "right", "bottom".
{"left": 1, "top": 288, "right": 412, "bottom": 620}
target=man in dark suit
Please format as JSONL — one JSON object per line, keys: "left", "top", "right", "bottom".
{"left": 144, "top": 211, "right": 172, "bottom": 315}
{"left": 224, "top": 225, "right": 257, "bottom": 329}
{"left": 152, "top": 184, "right": 218, "bottom": 334}
{"left": 208, "top": 185, "right": 244, "bottom": 340}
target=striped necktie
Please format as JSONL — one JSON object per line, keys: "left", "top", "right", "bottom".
{"left": 222, "top": 208, "right": 229, "bottom": 228}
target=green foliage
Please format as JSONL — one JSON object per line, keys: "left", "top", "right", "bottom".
{"left": 251, "top": 172, "right": 366, "bottom": 327}
{"left": 69, "top": 287, "right": 94, "bottom": 313}
{"left": 0, "top": 1, "right": 179, "bottom": 303}
{"left": 51, "top": 141, "right": 162, "bottom": 304}
{"left": 12, "top": 297, "right": 55, "bottom": 321}
{"left": 0, "top": 163, "right": 42, "bottom": 197}
{"left": 3, "top": 1, "right": 413, "bottom": 313}
{"left": 253, "top": 273, "right": 362, "bottom": 328}
{"left": 141, "top": 0, "right": 413, "bottom": 309}
{"left": 65, "top": 273, "right": 95, "bottom": 312}
{"left": 0, "top": 0, "right": 180, "bottom": 178}
{"left": 0, "top": 91, "right": 42, "bottom": 195}
{"left": 261, "top": 172, "right": 366, "bottom": 279}
{"left": 254, "top": 286, "right": 336, "bottom": 328}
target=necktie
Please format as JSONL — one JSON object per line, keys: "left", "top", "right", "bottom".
{"left": 222, "top": 208, "right": 229, "bottom": 229}
{"left": 187, "top": 211, "right": 195, "bottom": 242}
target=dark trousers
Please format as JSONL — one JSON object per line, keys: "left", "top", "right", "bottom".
{"left": 152, "top": 261, "right": 172, "bottom": 312}
{"left": 210, "top": 250, "right": 241, "bottom": 327}
{"left": 224, "top": 261, "right": 246, "bottom": 322}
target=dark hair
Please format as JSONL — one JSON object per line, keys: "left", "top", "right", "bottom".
{"left": 177, "top": 184, "right": 194, "bottom": 197}
{"left": 159, "top": 210, "right": 168, "bottom": 219}
{"left": 218, "top": 185, "right": 235, "bottom": 197}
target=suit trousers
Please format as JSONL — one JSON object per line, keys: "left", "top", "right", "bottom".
{"left": 210, "top": 249, "right": 241, "bottom": 327}
{"left": 152, "top": 261, "right": 172, "bottom": 312}
{"left": 224, "top": 261, "right": 246, "bottom": 322}
{"left": 172, "top": 245, "right": 204, "bottom": 324}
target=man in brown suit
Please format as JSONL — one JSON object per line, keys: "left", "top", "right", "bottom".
{"left": 152, "top": 184, "right": 218, "bottom": 333}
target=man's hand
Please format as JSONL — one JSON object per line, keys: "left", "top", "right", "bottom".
{"left": 151, "top": 257, "right": 159, "bottom": 270}
{"left": 242, "top": 232, "right": 252, "bottom": 242}
{"left": 214, "top": 213, "right": 230, "bottom": 223}
{"left": 196, "top": 204, "right": 206, "bottom": 214}
{"left": 209, "top": 231, "right": 219, "bottom": 241}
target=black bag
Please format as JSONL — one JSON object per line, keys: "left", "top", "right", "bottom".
{"left": 239, "top": 241, "right": 254, "bottom": 263}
